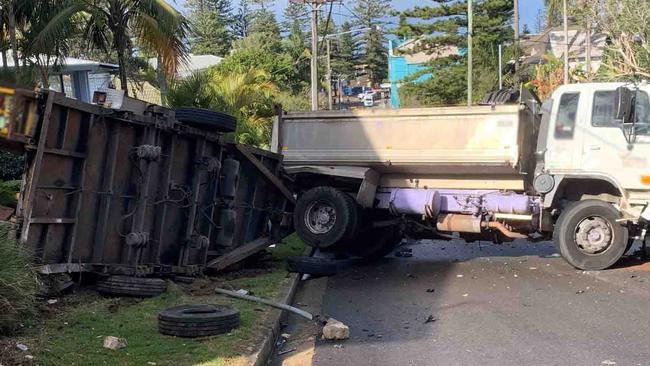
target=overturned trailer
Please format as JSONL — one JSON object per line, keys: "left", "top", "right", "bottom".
{"left": 0, "top": 87, "right": 294, "bottom": 277}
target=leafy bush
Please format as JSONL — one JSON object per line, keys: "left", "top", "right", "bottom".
{"left": 0, "top": 152, "right": 25, "bottom": 181}
{"left": 0, "top": 180, "right": 20, "bottom": 208}
{"left": 0, "top": 225, "right": 39, "bottom": 334}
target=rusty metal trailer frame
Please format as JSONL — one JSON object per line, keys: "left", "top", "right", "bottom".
{"left": 0, "top": 88, "right": 293, "bottom": 276}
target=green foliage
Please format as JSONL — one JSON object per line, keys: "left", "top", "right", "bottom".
{"left": 396, "top": 0, "right": 514, "bottom": 105}
{"left": 282, "top": 1, "right": 308, "bottom": 33}
{"left": 168, "top": 67, "right": 277, "bottom": 147}
{"left": 0, "top": 225, "right": 39, "bottom": 335}
{"left": 232, "top": 0, "right": 252, "bottom": 38}
{"left": 0, "top": 180, "right": 20, "bottom": 208}
{"left": 0, "top": 152, "right": 24, "bottom": 181}
{"left": 332, "top": 21, "right": 357, "bottom": 78}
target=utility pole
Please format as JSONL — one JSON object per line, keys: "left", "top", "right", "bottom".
{"left": 467, "top": 0, "right": 473, "bottom": 106}
{"left": 498, "top": 44, "right": 503, "bottom": 90}
{"left": 585, "top": 17, "right": 592, "bottom": 77}
{"left": 310, "top": 1, "right": 321, "bottom": 110}
{"left": 326, "top": 38, "right": 333, "bottom": 110}
{"left": 563, "top": 0, "right": 569, "bottom": 84}
{"left": 514, "top": 0, "right": 519, "bottom": 73}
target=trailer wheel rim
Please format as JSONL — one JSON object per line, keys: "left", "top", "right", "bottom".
{"left": 304, "top": 200, "right": 337, "bottom": 235}
{"left": 574, "top": 216, "right": 613, "bottom": 255}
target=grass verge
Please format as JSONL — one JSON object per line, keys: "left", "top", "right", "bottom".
{"left": 0, "top": 223, "right": 39, "bottom": 335}
{"left": 3, "top": 234, "right": 305, "bottom": 366}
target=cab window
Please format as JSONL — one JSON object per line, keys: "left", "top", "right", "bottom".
{"left": 634, "top": 91, "right": 650, "bottom": 135}
{"left": 555, "top": 92, "right": 580, "bottom": 139}
{"left": 591, "top": 91, "right": 619, "bottom": 127}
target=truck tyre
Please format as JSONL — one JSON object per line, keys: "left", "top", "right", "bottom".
{"left": 96, "top": 276, "right": 167, "bottom": 297}
{"left": 553, "top": 200, "right": 628, "bottom": 270}
{"left": 286, "top": 256, "right": 339, "bottom": 276}
{"left": 294, "top": 187, "right": 358, "bottom": 249}
{"left": 174, "top": 107, "right": 237, "bottom": 133}
{"left": 158, "top": 304, "right": 240, "bottom": 337}
{"left": 348, "top": 225, "right": 403, "bottom": 260}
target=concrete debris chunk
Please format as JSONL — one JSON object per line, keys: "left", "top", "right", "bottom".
{"left": 16, "top": 343, "right": 28, "bottom": 352}
{"left": 322, "top": 318, "right": 350, "bottom": 340}
{"left": 103, "top": 336, "right": 128, "bottom": 350}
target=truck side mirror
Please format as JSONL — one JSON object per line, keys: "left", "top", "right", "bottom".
{"left": 615, "top": 86, "right": 634, "bottom": 123}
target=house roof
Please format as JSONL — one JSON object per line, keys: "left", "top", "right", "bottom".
{"left": 3, "top": 55, "right": 118, "bottom": 73}
{"left": 148, "top": 54, "right": 224, "bottom": 78}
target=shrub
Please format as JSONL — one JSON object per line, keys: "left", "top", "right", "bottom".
{"left": 0, "top": 225, "right": 39, "bottom": 334}
{"left": 0, "top": 152, "right": 24, "bottom": 181}
{"left": 0, "top": 180, "right": 20, "bottom": 208}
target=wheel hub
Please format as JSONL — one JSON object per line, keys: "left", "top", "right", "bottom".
{"left": 305, "top": 201, "right": 337, "bottom": 234}
{"left": 575, "top": 216, "right": 613, "bottom": 254}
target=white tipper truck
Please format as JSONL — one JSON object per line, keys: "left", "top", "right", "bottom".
{"left": 273, "top": 83, "right": 650, "bottom": 270}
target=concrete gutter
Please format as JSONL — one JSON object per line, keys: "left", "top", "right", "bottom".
{"left": 249, "top": 272, "right": 303, "bottom": 366}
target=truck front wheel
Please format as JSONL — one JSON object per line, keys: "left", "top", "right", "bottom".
{"left": 294, "top": 186, "right": 358, "bottom": 249}
{"left": 553, "top": 200, "right": 628, "bottom": 270}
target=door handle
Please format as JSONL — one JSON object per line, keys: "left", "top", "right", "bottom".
{"left": 587, "top": 146, "right": 601, "bottom": 151}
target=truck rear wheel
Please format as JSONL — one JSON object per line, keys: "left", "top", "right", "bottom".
{"left": 553, "top": 200, "right": 628, "bottom": 270}
{"left": 294, "top": 186, "right": 358, "bottom": 249}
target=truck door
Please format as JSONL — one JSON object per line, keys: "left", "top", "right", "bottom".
{"left": 581, "top": 87, "right": 650, "bottom": 190}
{"left": 545, "top": 91, "right": 586, "bottom": 171}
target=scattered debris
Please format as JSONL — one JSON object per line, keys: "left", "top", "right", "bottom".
{"left": 424, "top": 315, "right": 437, "bottom": 324}
{"left": 426, "top": 288, "right": 435, "bottom": 293}
{"left": 462, "top": 293, "right": 469, "bottom": 297}
{"left": 601, "top": 360, "right": 617, "bottom": 365}
{"left": 529, "top": 267, "right": 537, "bottom": 270}
{"left": 456, "top": 274, "right": 464, "bottom": 278}
{"left": 235, "top": 289, "right": 250, "bottom": 296}
{"left": 395, "top": 250, "right": 413, "bottom": 258}
{"left": 147, "top": 362, "right": 157, "bottom": 365}
{"left": 16, "top": 343, "right": 28, "bottom": 352}
{"left": 25, "top": 355, "right": 34, "bottom": 361}
{"left": 103, "top": 336, "right": 128, "bottom": 350}
{"left": 333, "top": 344, "right": 343, "bottom": 349}
{"left": 322, "top": 318, "right": 350, "bottom": 340}
{"left": 47, "top": 299, "right": 58, "bottom": 305}
{"left": 215, "top": 288, "right": 313, "bottom": 320}
{"left": 576, "top": 290, "right": 585, "bottom": 294}
{"left": 281, "top": 333, "right": 291, "bottom": 340}
{"left": 278, "top": 347, "right": 297, "bottom": 356}
{"left": 407, "top": 273, "right": 416, "bottom": 279}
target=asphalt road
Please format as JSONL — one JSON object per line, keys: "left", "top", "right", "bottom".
{"left": 273, "top": 239, "right": 650, "bottom": 366}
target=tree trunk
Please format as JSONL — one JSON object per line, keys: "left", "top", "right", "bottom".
{"left": 0, "top": 16, "right": 6, "bottom": 70}
{"left": 157, "top": 54, "right": 168, "bottom": 106}
{"left": 7, "top": 1, "right": 18, "bottom": 72}
{"left": 117, "top": 51, "right": 129, "bottom": 97}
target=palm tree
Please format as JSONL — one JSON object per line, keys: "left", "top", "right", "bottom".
{"left": 36, "top": 0, "right": 190, "bottom": 96}
{"left": 168, "top": 68, "right": 278, "bottom": 147}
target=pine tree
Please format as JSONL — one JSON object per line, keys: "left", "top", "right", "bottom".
{"left": 233, "top": 0, "right": 252, "bottom": 38}
{"left": 187, "top": 0, "right": 233, "bottom": 56}
{"left": 396, "top": 0, "right": 514, "bottom": 105}
{"left": 332, "top": 21, "right": 357, "bottom": 78}
{"left": 352, "top": 0, "right": 391, "bottom": 86}
{"left": 282, "top": 2, "right": 308, "bottom": 33}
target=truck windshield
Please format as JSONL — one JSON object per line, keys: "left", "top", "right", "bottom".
{"left": 555, "top": 92, "right": 579, "bottom": 139}
{"left": 634, "top": 91, "right": 650, "bottom": 135}
{"left": 591, "top": 89, "right": 650, "bottom": 135}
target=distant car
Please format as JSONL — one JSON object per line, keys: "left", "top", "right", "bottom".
{"left": 358, "top": 90, "right": 375, "bottom": 100}
{"left": 363, "top": 94, "right": 375, "bottom": 107}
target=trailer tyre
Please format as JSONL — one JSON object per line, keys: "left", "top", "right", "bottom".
{"left": 174, "top": 107, "right": 237, "bottom": 133}
{"left": 553, "top": 200, "right": 628, "bottom": 270}
{"left": 96, "top": 276, "right": 167, "bottom": 298}
{"left": 294, "top": 187, "right": 358, "bottom": 249}
{"left": 158, "top": 304, "right": 240, "bottom": 337}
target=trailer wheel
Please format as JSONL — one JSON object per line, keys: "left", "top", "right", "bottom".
{"left": 553, "top": 200, "right": 628, "bottom": 270}
{"left": 348, "top": 225, "right": 403, "bottom": 260}
{"left": 96, "top": 276, "right": 168, "bottom": 298}
{"left": 158, "top": 304, "right": 240, "bottom": 337}
{"left": 286, "top": 256, "right": 339, "bottom": 277}
{"left": 174, "top": 107, "right": 237, "bottom": 133}
{"left": 294, "top": 187, "right": 358, "bottom": 249}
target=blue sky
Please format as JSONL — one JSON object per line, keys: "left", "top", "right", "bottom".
{"left": 173, "top": 0, "right": 545, "bottom": 33}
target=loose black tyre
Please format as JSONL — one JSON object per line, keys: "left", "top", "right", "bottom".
{"left": 348, "top": 225, "right": 403, "bottom": 260}
{"left": 96, "top": 276, "right": 167, "bottom": 297}
{"left": 174, "top": 107, "right": 237, "bottom": 133}
{"left": 553, "top": 200, "right": 628, "bottom": 270}
{"left": 286, "top": 256, "right": 339, "bottom": 276}
{"left": 294, "top": 187, "right": 359, "bottom": 249}
{"left": 158, "top": 304, "right": 240, "bottom": 338}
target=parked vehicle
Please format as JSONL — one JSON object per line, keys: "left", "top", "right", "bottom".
{"left": 358, "top": 90, "right": 375, "bottom": 101}
{"left": 273, "top": 83, "right": 650, "bottom": 270}
{"left": 363, "top": 94, "right": 375, "bottom": 107}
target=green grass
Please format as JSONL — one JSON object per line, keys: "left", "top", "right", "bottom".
{"left": 0, "top": 224, "right": 39, "bottom": 334}
{"left": 0, "top": 180, "right": 20, "bottom": 207}
{"left": 25, "top": 234, "right": 306, "bottom": 366}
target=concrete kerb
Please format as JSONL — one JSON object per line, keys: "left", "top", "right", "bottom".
{"left": 249, "top": 271, "right": 303, "bottom": 366}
